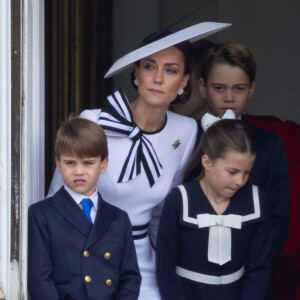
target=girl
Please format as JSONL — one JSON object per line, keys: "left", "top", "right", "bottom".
{"left": 156, "top": 119, "right": 271, "bottom": 300}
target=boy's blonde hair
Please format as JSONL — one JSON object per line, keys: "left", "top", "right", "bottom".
{"left": 55, "top": 117, "right": 108, "bottom": 159}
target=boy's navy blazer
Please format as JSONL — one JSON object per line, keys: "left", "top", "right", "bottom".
{"left": 197, "top": 117, "right": 290, "bottom": 262}
{"left": 245, "top": 120, "right": 290, "bottom": 261}
{"left": 28, "top": 187, "right": 141, "bottom": 300}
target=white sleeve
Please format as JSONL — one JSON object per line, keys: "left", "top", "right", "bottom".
{"left": 149, "top": 117, "right": 198, "bottom": 247}
{"left": 47, "top": 168, "right": 64, "bottom": 197}
{"left": 171, "top": 118, "right": 197, "bottom": 187}
{"left": 79, "top": 109, "right": 101, "bottom": 122}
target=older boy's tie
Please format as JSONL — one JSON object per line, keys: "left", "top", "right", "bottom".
{"left": 81, "top": 198, "right": 93, "bottom": 224}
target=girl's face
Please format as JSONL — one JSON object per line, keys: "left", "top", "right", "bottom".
{"left": 202, "top": 150, "right": 255, "bottom": 201}
{"left": 200, "top": 63, "right": 256, "bottom": 118}
{"left": 135, "top": 46, "right": 189, "bottom": 110}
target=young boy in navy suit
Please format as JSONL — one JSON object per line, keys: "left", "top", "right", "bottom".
{"left": 28, "top": 117, "right": 141, "bottom": 300}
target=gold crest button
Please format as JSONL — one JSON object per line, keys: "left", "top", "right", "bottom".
{"left": 106, "top": 279, "right": 112, "bottom": 286}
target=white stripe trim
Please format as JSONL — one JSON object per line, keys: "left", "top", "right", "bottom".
{"left": 107, "top": 94, "right": 126, "bottom": 118}
{"left": 99, "top": 112, "right": 119, "bottom": 123}
{"left": 242, "top": 185, "right": 260, "bottom": 222}
{"left": 98, "top": 119, "right": 132, "bottom": 133}
{"left": 176, "top": 265, "right": 244, "bottom": 285}
{"left": 178, "top": 185, "right": 198, "bottom": 225}
{"left": 143, "top": 137, "right": 162, "bottom": 167}
{"left": 178, "top": 184, "right": 260, "bottom": 225}
{"left": 115, "top": 90, "right": 132, "bottom": 121}
{"left": 143, "top": 148, "right": 160, "bottom": 181}
{"left": 123, "top": 141, "right": 139, "bottom": 180}
{"left": 132, "top": 228, "right": 148, "bottom": 236}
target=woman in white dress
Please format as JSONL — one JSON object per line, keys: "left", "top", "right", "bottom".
{"left": 48, "top": 22, "right": 231, "bottom": 299}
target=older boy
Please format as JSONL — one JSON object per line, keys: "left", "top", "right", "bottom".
{"left": 28, "top": 117, "right": 141, "bottom": 300}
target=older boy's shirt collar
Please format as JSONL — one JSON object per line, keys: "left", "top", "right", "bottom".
{"left": 206, "top": 110, "right": 242, "bottom": 120}
{"left": 64, "top": 185, "right": 99, "bottom": 222}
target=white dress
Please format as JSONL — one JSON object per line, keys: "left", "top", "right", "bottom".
{"left": 48, "top": 91, "right": 197, "bottom": 299}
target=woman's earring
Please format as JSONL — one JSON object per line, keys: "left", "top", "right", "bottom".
{"left": 200, "top": 91, "right": 207, "bottom": 98}
{"left": 178, "top": 88, "right": 184, "bottom": 95}
{"left": 134, "top": 79, "right": 139, "bottom": 86}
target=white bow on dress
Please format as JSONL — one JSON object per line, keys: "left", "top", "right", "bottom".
{"left": 197, "top": 213, "right": 242, "bottom": 265}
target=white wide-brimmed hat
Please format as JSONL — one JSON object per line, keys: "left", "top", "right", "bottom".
{"left": 104, "top": 21, "right": 231, "bottom": 78}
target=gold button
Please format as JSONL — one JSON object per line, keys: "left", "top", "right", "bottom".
{"left": 104, "top": 252, "right": 111, "bottom": 260}
{"left": 85, "top": 275, "right": 92, "bottom": 283}
{"left": 106, "top": 279, "right": 112, "bottom": 286}
{"left": 83, "top": 250, "right": 89, "bottom": 257}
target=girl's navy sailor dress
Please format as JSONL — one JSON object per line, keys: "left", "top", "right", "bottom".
{"left": 156, "top": 181, "right": 272, "bottom": 300}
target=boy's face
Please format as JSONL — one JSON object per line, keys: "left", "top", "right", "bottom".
{"left": 56, "top": 154, "right": 108, "bottom": 197}
{"left": 200, "top": 63, "right": 256, "bottom": 118}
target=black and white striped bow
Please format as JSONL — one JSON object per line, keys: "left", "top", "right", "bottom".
{"left": 98, "top": 89, "right": 163, "bottom": 187}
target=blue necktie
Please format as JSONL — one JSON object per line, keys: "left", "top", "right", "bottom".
{"left": 81, "top": 198, "right": 93, "bottom": 224}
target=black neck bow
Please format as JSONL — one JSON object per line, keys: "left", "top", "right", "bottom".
{"left": 98, "top": 89, "right": 163, "bottom": 187}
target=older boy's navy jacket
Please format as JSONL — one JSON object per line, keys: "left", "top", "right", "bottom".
{"left": 245, "top": 119, "right": 290, "bottom": 262}
{"left": 28, "top": 187, "right": 141, "bottom": 300}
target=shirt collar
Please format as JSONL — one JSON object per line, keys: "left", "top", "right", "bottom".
{"left": 206, "top": 110, "right": 242, "bottom": 120}
{"left": 64, "top": 185, "right": 99, "bottom": 210}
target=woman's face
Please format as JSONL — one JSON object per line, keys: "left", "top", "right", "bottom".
{"left": 135, "top": 46, "right": 189, "bottom": 110}
{"left": 200, "top": 63, "right": 256, "bottom": 118}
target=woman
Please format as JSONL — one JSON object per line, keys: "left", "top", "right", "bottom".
{"left": 48, "top": 22, "right": 231, "bottom": 299}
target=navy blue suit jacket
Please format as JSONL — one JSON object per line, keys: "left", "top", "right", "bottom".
{"left": 28, "top": 187, "right": 141, "bottom": 300}
{"left": 197, "top": 117, "right": 290, "bottom": 262}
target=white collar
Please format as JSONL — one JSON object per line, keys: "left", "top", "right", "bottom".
{"left": 64, "top": 185, "right": 99, "bottom": 210}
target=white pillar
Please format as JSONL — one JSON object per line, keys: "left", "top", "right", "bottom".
{"left": 0, "top": 0, "right": 45, "bottom": 299}
{"left": 20, "top": 0, "right": 45, "bottom": 299}
{"left": 0, "top": 0, "right": 12, "bottom": 299}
